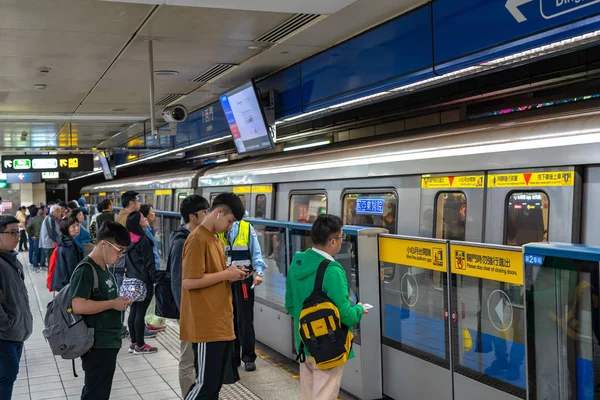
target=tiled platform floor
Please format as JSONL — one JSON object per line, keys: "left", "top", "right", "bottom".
{"left": 13, "top": 251, "right": 314, "bottom": 400}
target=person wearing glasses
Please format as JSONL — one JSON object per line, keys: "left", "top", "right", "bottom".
{"left": 285, "top": 214, "right": 367, "bottom": 400}
{"left": 70, "top": 221, "right": 133, "bottom": 400}
{"left": 169, "top": 195, "right": 210, "bottom": 398}
{"left": 0, "top": 216, "right": 33, "bottom": 399}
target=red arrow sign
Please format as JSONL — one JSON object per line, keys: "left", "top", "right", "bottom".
{"left": 448, "top": 176, "right": 455, "bottom": 186}
{"left": 523, "top": 173, "right": 532, "bottom": 185}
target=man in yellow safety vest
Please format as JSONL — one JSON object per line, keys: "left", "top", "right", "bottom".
{"left": 218, "top": 219, "right": 267, "bottom": 372}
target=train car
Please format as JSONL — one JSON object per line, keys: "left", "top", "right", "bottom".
{"left": 82, "top": 109, "right": 600, "bottom": 400}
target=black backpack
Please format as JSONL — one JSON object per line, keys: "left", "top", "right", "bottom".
{"left": 296, "top": 260, "right": 354, "bottom": 370}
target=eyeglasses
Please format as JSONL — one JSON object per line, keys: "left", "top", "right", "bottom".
{"left": 194, "top": 210, "right": 208, "bottom": 216}
{"left": 0, "top": 231, "right": 19, "bottom": 238}
{"left": 106, "top": 241, "right": 126, "bottom": 255}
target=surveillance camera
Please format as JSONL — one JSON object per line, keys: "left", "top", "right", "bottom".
{"left": 162, "top": 104, "right": 188, "bottom": 123}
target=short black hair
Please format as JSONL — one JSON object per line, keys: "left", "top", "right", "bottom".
{"left": 0, "top": 215, "right": 19, "bottom": 232}
{"left": 97, "top": 221, "right": 131, "bottom": 247}
{"left": 58, "top": 201, "right": 69, "bottom": 209}
{"left": 311, "top": 214, "right": 343, "bottom": 246}
{"left": 96, "top": 202, "right": 104, "bottom": 213}
{"left": 126, "top": 211, "right": 147, "bottom": 238}
{"left": 68, "top": 200, "right": 79, "bottom": 210}
{"left": 211, "top": 193, "right": 245, "bottom": 221}
{"left": 71, "top": 209, "right": 83, "bottom": 221}
{"left": 100, "top": 198, "right": 112, "bottom": 211}
{"left": 59, "top": 217, "right": 79, "bottom": 236}
{"left": 121, "top": 191, "right": 139, "bottom": 208}
{"left": 180, "top": 195, "right": 209, "bottom": 223}
{"left": 140, "top": 204, "right": 153, "bottom": 218}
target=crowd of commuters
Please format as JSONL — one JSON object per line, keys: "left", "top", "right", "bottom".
{"left": 0, "top": 190, "right": 364, "bottom": 400}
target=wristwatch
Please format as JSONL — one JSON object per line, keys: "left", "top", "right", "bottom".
{"left": 255, "top": 271, "right": 264, "bottom": 277}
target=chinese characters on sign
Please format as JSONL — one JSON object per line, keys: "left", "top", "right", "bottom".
{"left": 421, "top": 175, "right": 484, "bottom": 189}
{"left": 451, "top": 244, "right": 523, "bottom": 285}
{"left": 379, "top": 237, "right": 446, "bottom": 272}
{"left": 488, "top": 171, "right": 574, "bottom": 188}
{"left": 356, "top": 198, "right": 385, "bottom": 215}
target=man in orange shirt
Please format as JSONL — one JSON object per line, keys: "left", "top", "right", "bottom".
{"left": 180, "top": 193, "right": 249, "bottom": 400}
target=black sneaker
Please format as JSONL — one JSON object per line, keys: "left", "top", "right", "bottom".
{"left": 244, "top": 362, "right": 256, "bottom": 372}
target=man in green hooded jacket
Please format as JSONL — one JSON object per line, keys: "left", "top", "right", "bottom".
{"left": 285, "top": 214, "right": 366, "bottom": 400}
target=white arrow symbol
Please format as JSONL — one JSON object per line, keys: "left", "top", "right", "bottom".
{"left": 3, "top": 160, "right": 12, "bottom": 169}
{"left": 18, "top": 173, "right": 24, "bottom": 180}
{"left": 506, "top": 0, "right": 533, "bottom": 23}
{"left": 407, "top": 280, "right": 414, "bottom": 298}
{"left": 495, "top": 299, "right": 505, "bottom": 324}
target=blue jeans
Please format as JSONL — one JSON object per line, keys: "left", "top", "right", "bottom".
{"left": 31, "top": 238, "right": 40, "bottom": 268}
{"left": 0, "top": 339, "right": 24, "bottom": 399}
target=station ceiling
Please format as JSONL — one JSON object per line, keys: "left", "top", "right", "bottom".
{"left": 0, "top": 0, "right": 426, "bottom": 152}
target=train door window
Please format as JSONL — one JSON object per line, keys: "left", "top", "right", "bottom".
{"left": 255, "top": 195, "right": 267, "bottom": 218}
{"left": 178, "top": 193, "right": 188, "bottom": 210}
{"left": 164, "top": 194, "right": 172, "bottom": 211}
{"left": 342, "top": 192, "right": 397, "bottom": 234}
{"left": 433, "top": 192, "right": 466, "bottom": 290}
{"left": 144, "top": 194, "right": 153, "bottom": 205}
{"left": 289, "top": 193, "right": 327, "bottom": 223}
{"left": 156, "top": 195, "right": 163, "bottom": 211}
{"left": 237, "top": 194, "right": 247, "bottom": 210}
{"left": 506, "top": 192, "right": 549, "bottom": 246}
{"left": 210, "top": 193, "right": 220, "bottom": 206}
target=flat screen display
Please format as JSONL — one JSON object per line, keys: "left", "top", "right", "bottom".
{"left": 98, "top": 151, "right": 113, "bottom": 180}
{"left": 219, "top": 81, "right": 273, "bottom": 154}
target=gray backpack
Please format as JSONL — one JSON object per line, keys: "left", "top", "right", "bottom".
{"left": 43, "top": 262, "right": 99, "bottom": 362}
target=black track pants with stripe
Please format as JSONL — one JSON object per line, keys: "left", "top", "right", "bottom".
{"left": 185, "top": 341, "right": 233, "bottom": 400}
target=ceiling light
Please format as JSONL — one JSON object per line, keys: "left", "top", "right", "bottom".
{"left": 34, "top": 84, "right": 47, "bottom": 91}
{"left": 69, "top": 170, "right": 102, "bottom": 181}
{"left": 248, "top": 46, "right": 261, "bottom": 50}
{"left": 110, "top": 108, "right": 128, "bottom": 112}
{"left": 154, "top": 70, "right": 179, "bottom": 76}
{"left": 284, "top": 140, "right": 331, "bottom": 152}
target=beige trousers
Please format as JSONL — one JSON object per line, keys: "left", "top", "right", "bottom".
{"left": 300, "top": 357, "right": 345, "bottom": 400}
{"left": 179, "top": 339, "right": 196, "bottom": 398}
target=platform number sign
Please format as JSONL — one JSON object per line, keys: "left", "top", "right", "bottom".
{"left": 356, "top": 198, "right": 385, "bottom": 215}
{"left": 525, "top": 254, "right": 544, "bottom": 266}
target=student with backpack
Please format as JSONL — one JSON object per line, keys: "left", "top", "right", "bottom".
{"left": 68, "top": 221, "right": 132, "bottom": 399}
{"left": 285, "top": 214, "right": 367, "bottom": 400}
{"left": 0, "top": 216, "right": 33, "bottom": 399}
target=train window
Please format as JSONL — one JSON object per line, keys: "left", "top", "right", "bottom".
{"left": 210, "top": 194, "right": 219, "bottom": 206}
{"left": 435, "top": 192, "right": 466, "bottom": 241}
{"left": 156, "top": 195, "right": 163, "bottom": 211}
{"left": 255, "top": 194, "right": 267, "bottom": 218}
{"left": 178, "top": 193, "right": 187, "bottom": 210}
{"left": 506, "top": 192, "right": 549, "bottom": 246}
{"left": 164, "top": 194, "right": 172, "bottom": 211}
{"left": 342, "top": 192, "right": 397, "bottom": 233}
{"left": 144, "top": 194, "right": 153, "bottom": 205}
{"left": 289, "top": 193, "right": 327, "bottom": 223}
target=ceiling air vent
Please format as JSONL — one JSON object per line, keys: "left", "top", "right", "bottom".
{"left": 192, "top": 64, "right": 238, "bottom": 84}
{"left": 155, "top": 93, "right": 183, "bottom": 107}
{"left": 254, "top": 14, "right": 321, "bottom": 44}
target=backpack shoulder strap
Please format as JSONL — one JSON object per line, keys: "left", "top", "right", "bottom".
{"left": 313, "top": 259, "right": 330, "bottom": 292}
{"left": 75, "top": 262, "right": 99, "bottom": 294}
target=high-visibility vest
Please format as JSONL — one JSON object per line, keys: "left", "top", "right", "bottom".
{"left": 218, "top": 220, "right": 252, "bottom": 268}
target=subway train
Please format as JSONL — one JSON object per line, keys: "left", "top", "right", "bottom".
{"left": 81, "top": 109, "right": 600, "bottom": 400}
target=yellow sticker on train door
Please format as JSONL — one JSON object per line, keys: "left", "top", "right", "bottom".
{"left": 488, "top": 171, "right": 574, "bottom": 188}
{"left": 450, "top": 244, "right": 523, "bottom": 285}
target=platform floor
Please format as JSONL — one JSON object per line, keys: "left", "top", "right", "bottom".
{"left": 12, "top": 251, "right": 353, "bottom": 400}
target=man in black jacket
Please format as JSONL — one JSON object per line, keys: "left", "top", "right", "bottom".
{"left": 0, "top": 216, "right": 33, "bottom": 399}
{"left": 169, "top": 195, "right": 209, "bottom": 398}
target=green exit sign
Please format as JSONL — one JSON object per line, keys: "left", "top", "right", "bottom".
{"left": 0, "top": 181, "right": 8, "bottom": 189}
{"left": 13, "top": 159, "right": 31, "bottom": 169}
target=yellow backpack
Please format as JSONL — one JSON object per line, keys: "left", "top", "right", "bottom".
{"left": 296, "top": 260, "right": 354, "bottom": 370}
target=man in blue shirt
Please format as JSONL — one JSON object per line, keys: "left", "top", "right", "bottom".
{"left": 218, "top": 219, "right": 267, "bottom": 372}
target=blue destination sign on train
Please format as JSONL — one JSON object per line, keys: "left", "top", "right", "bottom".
{"left": 356, "top": 198, "right": 384, "bottom": 215}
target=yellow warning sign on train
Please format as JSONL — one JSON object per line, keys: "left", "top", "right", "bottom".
{"left": 421, "top": 175, "right": 484, "bottom": 189}
{"left": 488, "top": 171, "right": 574, "bottom": 188}
{"left": 252, "top": 185, "right": 273, "bottom": 193}
{"left": 450, "top": 244, "right": 523, "bottom": 285}
{"left": 379, "top": 237, "right": 446, "bottom": 272}
{"left": 155, "top": 189, "right": 172, "bottom": 195}
{"left": 233, "top": 186, "right": 251, "bottom": 194}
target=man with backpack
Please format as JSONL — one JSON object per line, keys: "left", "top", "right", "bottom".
{"left": 0, "top": 216, "right": 33, "bottom": 399}
{"left": 285, "top": 214, "right": 367, "bottom": 400}
{"left": 69, "top": 221, "right": 133, "bottom": 399}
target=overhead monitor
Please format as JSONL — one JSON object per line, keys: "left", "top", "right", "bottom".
{"left": 98, "top": 151, "right": 114, "bottom": 180}
{"left": 219, "top": 81, "right": 273, "bottom": 154}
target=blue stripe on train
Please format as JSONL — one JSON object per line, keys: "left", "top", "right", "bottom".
{"left": 384, "top": 304, "right": 526, "bottom": 389}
